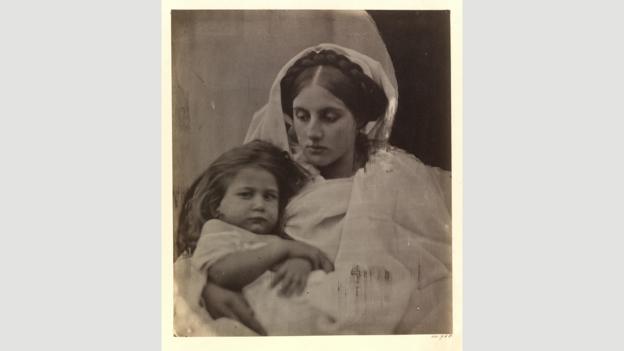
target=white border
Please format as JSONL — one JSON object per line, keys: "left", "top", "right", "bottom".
{"left": 161, "top": 1, "right": 463, "bottom": 350}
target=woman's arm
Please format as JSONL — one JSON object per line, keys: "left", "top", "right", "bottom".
{"left": 207, "top": 240, "right": 289, "bottom": 291}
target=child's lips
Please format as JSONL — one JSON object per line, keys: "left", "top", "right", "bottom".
{"left": 248, "top": 217, "right": 267, "bottom": 224}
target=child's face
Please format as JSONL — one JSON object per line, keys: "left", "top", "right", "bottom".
{"left": 217, "top": 166, "right": 279, "bottom": 234}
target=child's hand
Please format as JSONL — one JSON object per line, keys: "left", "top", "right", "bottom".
{"left": 282, "top": 240, "right": 334, "bottom": 273}
{"left": 270, "top": 258, "right": 312, "bottom": 297}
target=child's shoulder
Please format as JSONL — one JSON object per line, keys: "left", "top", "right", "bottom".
{"left": 200, "top": 219, "right": 244, "bottom": 235}
{"left": 200, "top": 219, "right": 273, "bottom": 241}
{"left": 199, "top": 219, "right": 280, "bottom": 249}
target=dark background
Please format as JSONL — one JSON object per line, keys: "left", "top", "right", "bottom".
{"left": 368, "top": 11, "right": 451, "bottom": 171}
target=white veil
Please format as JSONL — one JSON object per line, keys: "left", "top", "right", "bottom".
{"left": 244, "top": 43, "right": 399, "bottom": 157}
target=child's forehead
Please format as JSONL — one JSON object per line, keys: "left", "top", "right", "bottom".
{"left": 229, "top": 166, "right": 278, "bottom": 188}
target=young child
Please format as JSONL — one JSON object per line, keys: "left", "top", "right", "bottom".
{"left": 178, "top": 140, "right": 334, "bottom": 300}
{"left": 176, "top": 140, "right": 413, "bottom": 336}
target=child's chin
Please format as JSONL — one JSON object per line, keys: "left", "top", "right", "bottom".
{"left": 245, "top": 224, "right": 271, "bottom": 234}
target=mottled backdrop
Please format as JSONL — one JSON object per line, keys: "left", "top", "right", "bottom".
{"left": 171, "top": 10, "right": 450, "bottom": 244}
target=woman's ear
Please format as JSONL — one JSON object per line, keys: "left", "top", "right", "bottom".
{"left": 356, "top": 121, "right": 368, "bottom": 133}
{"left": 355, "top": 114, "right": 369, "bottom": 130}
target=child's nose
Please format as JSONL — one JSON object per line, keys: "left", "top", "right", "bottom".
{"left": 251, "top": 195, "right": 266, "bottom": 209}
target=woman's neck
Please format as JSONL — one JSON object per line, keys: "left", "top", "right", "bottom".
{"left": 320, "top": 165, "right": 353, "bottom": 179}
{"left": 319, "top": 152, "right": 363, "bottom": 179}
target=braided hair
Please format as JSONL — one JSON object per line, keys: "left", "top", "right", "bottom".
{"left": 176, "top": 140, "right": 310, "bottom": 257}
{"left": 280, "top": 49, "right": 389, "bottom": 164}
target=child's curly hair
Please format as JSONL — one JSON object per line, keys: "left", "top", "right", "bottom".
{"left": 176, "top": 140, "right": 310, "bottom": 257}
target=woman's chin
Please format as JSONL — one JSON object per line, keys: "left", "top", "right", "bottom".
{"left": 303, "top": 153, "right": 333, "bottom": 168}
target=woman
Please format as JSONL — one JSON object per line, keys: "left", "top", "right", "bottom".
{"left": 175, "top": 43, "right": 452, "bottom": 335}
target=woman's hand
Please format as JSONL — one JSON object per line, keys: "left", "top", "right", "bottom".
{"left": 201, "top": 281, "right": 267, "bottom": 336}
{"left": 270, "top": 258, "right": 312, "bottom": 297}
{"left": 282, "top": 240, "right": 334, "bottom": 272}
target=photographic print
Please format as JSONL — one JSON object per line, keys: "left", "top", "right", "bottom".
{"left": 162, "top": 3, "right": 461, "bottom": 347}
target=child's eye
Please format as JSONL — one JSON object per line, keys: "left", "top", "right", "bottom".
{"left": 264, "top": 192, "right": 278, "bottom": 201}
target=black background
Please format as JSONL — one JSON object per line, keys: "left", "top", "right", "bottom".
{"left": 368, "top": 11, "right": 451, "bottom": 171}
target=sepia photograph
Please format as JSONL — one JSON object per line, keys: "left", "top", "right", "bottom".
{"left": 8, "top": 0, "right": 624, "bottom": 349}
{"left": 163, "top": 6, "right": 460, "bottom": 342}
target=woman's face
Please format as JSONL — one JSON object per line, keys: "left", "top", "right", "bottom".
{"left": 292, "top": 84, "right": 358, "bottom": 178}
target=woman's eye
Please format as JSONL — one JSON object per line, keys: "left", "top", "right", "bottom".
{"left": 237, "top": 192, "right": 252, "bottom": 199}
{"left": 323, "top": 111, "right": 340, "bottom": 122}
{"left": 264, "top": 193, "right": 278, "bottom": 201}
{"left": 294, "top": 110, "right": 310, "bottom": 121}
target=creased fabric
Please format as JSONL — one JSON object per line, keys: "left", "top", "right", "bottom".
{"left": 243, "top": 148, "right": 451, "bottom": 335}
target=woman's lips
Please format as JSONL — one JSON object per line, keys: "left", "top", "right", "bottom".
{"left": 305, "top": 145, "right": 327, "bottom": 154}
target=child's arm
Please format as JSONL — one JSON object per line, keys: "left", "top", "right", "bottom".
{"left": 208, "top": 238, "right": 334, "bottom": 291}
{"left": 207, "top": 240, "right": 289, "bottom": 291}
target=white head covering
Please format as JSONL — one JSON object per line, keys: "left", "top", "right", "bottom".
{"left": 244, "top": 43, "right": 398, "bottom": 159}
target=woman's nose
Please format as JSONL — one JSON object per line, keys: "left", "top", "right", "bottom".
{"left": 306, "top": 117, "right": 323, "bottom": 140}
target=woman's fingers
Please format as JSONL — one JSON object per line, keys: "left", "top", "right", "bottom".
{"left": 205, "top": 303, "right": 224, "bottom": 319}
{"left": 296, "top": 276, "right": 306, "bottom": 296}
{"left": 319, "top": 255, "right": 334, "bottom": 272}
{"left": 200, "top": 283, "right": 267, "bottom": 335}
{"left": 201, "top": 283, "right": 229, "bottom": 318}
{"left": 288, "top": 278, "right": 299, "bottom": 297}
{"left": 288, "top": 274, "right": 307, "bottom": 297}
{"left": 227, "top": 297, "right": 268, "bottom": 336}
{"left": 220, "top": 304, "right": 266, "bottom": 336}
{"left": 293, "top": 276, "right": 304, "bottom": 296}
{"left": 304, "top": 248, "right": 324, "bottom": 269}
{"left": 311, "top": 251, "right": 326, "bottom": 270}
{"left": 280, "top": 274, "right": 295, "bottom": 296}
{"left": 310, "top": 251, "right": 333, "bottom": 272}
{"left": 271, "top": 267, "right": 287, "bottom": 288}
{"left": 291, "top": 276, "right": 303, "bottom": 297}
{"left": 302, "top": 252, "right": 319, "bottom": 270}
{"left": 218, "top": 304, "right": 238, "bottom": 320}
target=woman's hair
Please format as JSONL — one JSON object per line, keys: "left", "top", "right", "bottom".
{"left": 280, "top": 49, "right": 389, "bottom": 161}
{"left": 176, "top": 140, "right": 310, "bottom": 256}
